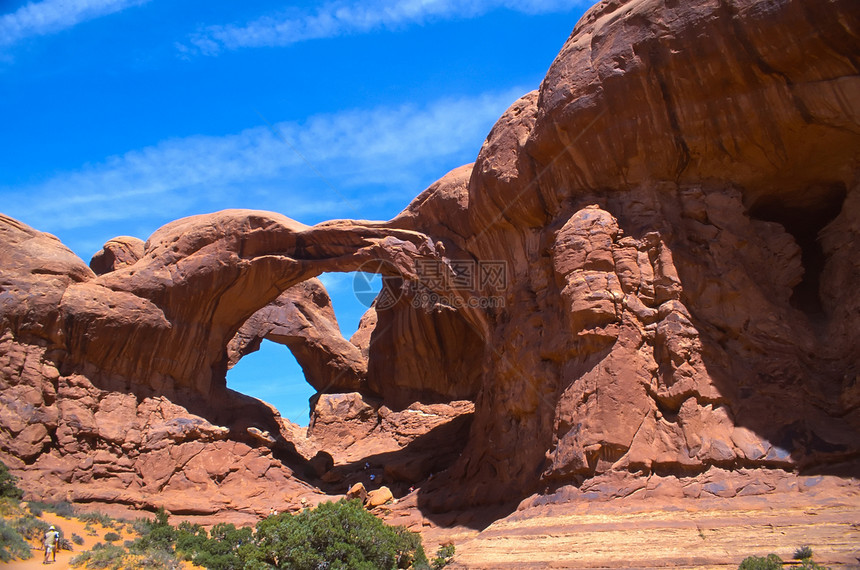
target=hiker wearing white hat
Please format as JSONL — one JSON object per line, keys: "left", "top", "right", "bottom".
{"left": 43, "top": 525, "right": 59, "bottom": 564}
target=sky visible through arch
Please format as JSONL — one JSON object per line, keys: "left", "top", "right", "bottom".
{"left": 1, "top": 0, "right": 591, "bottom": 424}
{"left": 228, "top": 271, "right": 382, "bottom": 427}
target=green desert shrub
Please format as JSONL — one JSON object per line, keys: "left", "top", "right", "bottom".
{"left": 28, "top": 500, "right": 74, "bottom": 518}
{"left": 790, "top": 560, "right": 830, "bottom": 570}
{"left": 131, "top": 517, "right": 151, "bottom": 536}
{"left": 247, "top": 498, "right": 425, "bottom": 570}
{"left": 27, "top": 500, "right": 72, "bottom": 517}
{"left": 71, "top": 542, "right": 129, "bottom": 569}
{"left": 0, "top": 461, "right": 23, "bottom": 500}
{"left": 72, "top": 533, "right": 85, "bottom": 545}
{"left": 174, "top": 520, "right": 208, "bottom": 560}
{"left": 0, "top": 497, "right": 20, "bottom": 517}
{"left": 395, "top": 526, "right": 428, "bottom": 569}
{"left": 54, "top": 501, "right": 75, "bottom": 517}
{"left": 16, "top": 518, "right": 69, "bottom": 553}
{"left": 40, "top": 500, "right": 75, "bottom": 518}
{"left": 431, "top": 543, "right": 455, "bottom": 569}
{"left": 0, "top": 518, "right": 32, "bottom": 562}
{"left": 136, "top": 548, "right": 182, "bottom": 569}
{"left": 79, "top": 511, "right": 116, "bottom": 528}
{"left": 69, "top": 499, "right": 429, "bottom": 570}
{"left": 104, "top": 531, "right": 122, "bottom": 542}
{"left": 739, "top": 554, "right": 784, "bottom": 570}
{"left": 130, "top": 507, "right": 176, "bottom": 554}
{"left": 180, "top": 522, "right": 253, "bottom": 570}
{"left": 738, "top": 551, "right": 831, "bottom": 570}
{"left": 12, "top": 515, "right": 49, "bottom": 541}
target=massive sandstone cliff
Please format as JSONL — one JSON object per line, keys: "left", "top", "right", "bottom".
{"left": 1, "top": 0, "right": 859, "bottom": 521}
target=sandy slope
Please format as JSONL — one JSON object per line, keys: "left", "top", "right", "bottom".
{"left": 4, "top": 510, "right": 134, "bottom": 570}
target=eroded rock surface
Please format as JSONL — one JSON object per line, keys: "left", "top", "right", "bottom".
{"left": 0, "top": 211, "right": 447, "bottom": 515}
{"left": 89, "top": 236, "right": 145, "bottom": 275}
{"left": 1, "top": 0, "right": 859, "bottom": 527}
{"left": 405, "top": 0, "right": 860, "bottom": 510}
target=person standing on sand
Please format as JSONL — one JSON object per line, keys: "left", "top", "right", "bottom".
{"left": 43, "top": 525, "right": 60, "bottom": 564}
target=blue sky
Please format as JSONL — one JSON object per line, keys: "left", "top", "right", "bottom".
{"left": 0, "top": 0, "right": 589, "bottom": 425}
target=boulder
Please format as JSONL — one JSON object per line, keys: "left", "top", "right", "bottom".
{"left": 346, "top": 482, "right": 367, "bottom": 504}
{"left": 366, "top": 486, "right": 394, "bottom": 508}
{"left": 89, "top": 236, "right": 145, "bottom": 275}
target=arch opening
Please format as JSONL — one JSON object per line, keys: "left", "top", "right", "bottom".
{"left": 317, "top": 270, "right": 382, "bottom": 339}
{"left": 225, "top": 271, "right": 382, "bottom": 426}
{"left": 226, "top": 339, "right": 315, "bottom": 426}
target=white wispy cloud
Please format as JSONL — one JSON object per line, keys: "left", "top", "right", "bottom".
{"left": 316, "top": 272, "right": 351, "bottom": 293}
{"left": 2, "top": 88, "right": 524, "bottom": 255}
{"left": 0, "top": 0, "right": 150, "bottom": 47}
{"left": 181, "top": 0, "right": 585, "bottom": 55}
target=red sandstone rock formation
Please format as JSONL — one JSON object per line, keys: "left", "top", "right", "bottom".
{"left": 0, "top": 211, "right": 450, "bottom": 515}
{"left": 1, "top": 0, "right": 859, "bottom": 522}
{"left": 89, "top": 236, "right": 145, "bottom": 275}
{"left": 399, "top": 0, "right": 860, "bottom": 510}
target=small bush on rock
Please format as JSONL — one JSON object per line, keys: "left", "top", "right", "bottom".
{"left": 738, "top": 551, "right": 831, "bottom": 570}
{"left": 432, "top": 543, "right": 456, "bottom": 569}
{"left": 739, "top": 554, "right": 784, "bottom": 570}
{"left": 790, "top": 560, "right": 830, "bottom": 570}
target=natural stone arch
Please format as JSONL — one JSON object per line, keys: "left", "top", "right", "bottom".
{"left": 59, "top": 211, "right": 446, "bottom": 398}
{"left": 226, "top": 277, "right": 368, "bottom": 395}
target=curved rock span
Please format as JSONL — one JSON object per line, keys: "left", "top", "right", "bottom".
{"left": 1, "top": 0, "right": 859, "bottom": 529}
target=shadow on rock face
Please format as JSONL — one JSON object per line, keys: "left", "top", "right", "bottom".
{"left": 313, "top": 411, "right": 474, "bottom": 497}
